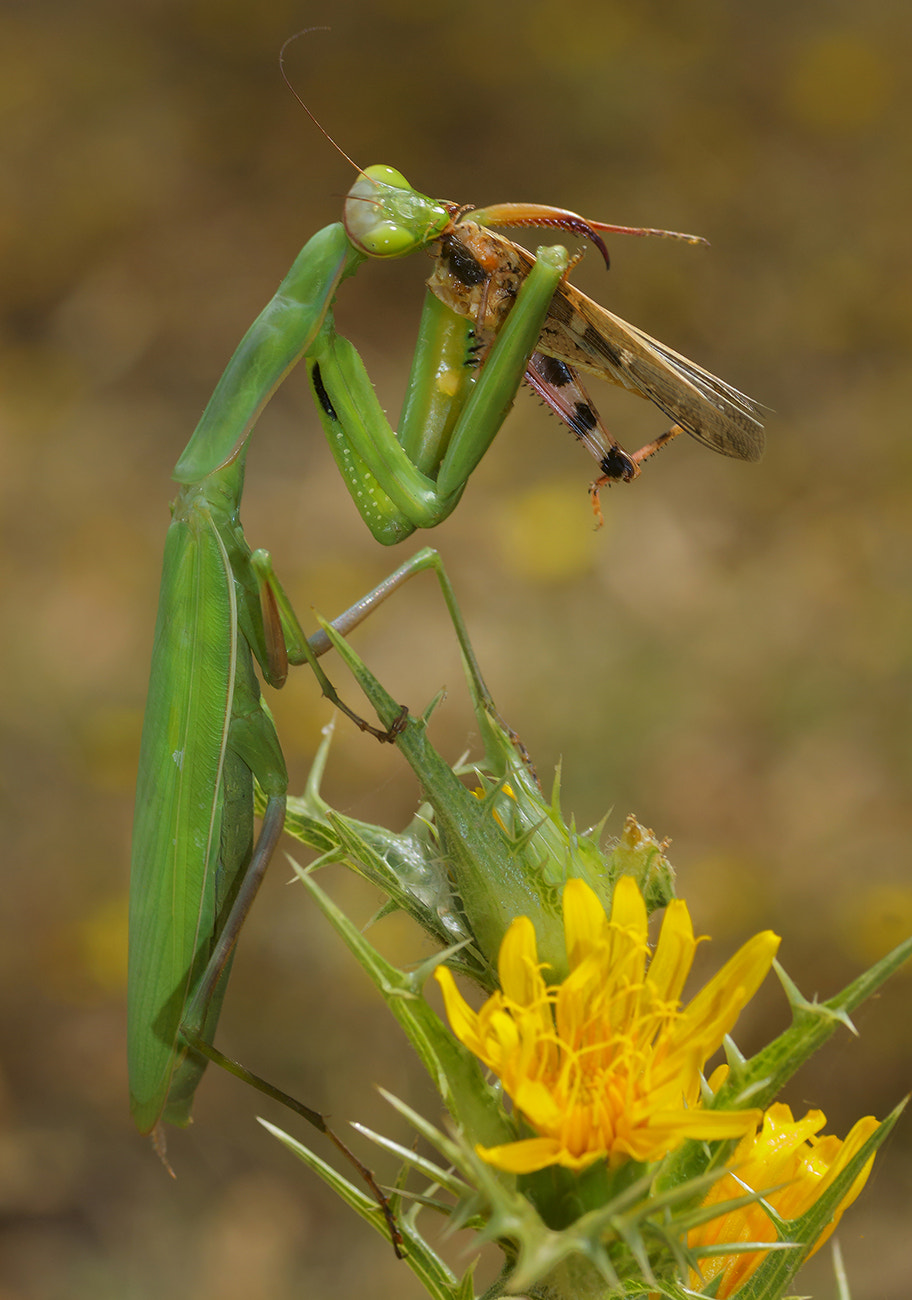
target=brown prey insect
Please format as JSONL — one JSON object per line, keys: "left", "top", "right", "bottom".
{"left": 425, "top": 204, "right": 765, "bottom": 518}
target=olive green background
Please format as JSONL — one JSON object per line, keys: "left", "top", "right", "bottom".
{"left": 2, "top": 0, "right": 909, "bottom": 1296}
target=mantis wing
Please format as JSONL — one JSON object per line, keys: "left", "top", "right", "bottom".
{"left": 127, "top": 499, "right": 236, "bottom": 1134}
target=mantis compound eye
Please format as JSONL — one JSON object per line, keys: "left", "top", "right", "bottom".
{"left": 344, "top": 165, "right": 450, "bottom": 257}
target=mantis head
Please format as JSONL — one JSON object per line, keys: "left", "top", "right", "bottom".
{"left": 344, "top": 165, "right": 451, "bottom": 258}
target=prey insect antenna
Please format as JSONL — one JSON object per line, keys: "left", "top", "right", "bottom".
{"left": 279, "top": 30, "right": 364, "bottom": 177}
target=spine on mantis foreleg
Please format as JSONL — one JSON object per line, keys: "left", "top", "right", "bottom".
{"left": 307, "top": 315, "right": 465, "bottom": 545}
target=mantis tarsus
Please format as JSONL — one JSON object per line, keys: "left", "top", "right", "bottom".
{"left": 128, "top": 145, "right": 764, "bottom": 1208}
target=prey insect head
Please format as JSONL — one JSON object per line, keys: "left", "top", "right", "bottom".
{"left": 344, "top": 165, "right": 451, "bottom": 258}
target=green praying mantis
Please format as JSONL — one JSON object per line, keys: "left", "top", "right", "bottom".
{"left": 127, "top": 138, "right": 765, "bottom": 1172}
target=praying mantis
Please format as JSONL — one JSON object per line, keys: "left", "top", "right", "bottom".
{"left": 127, "top": 152, "right": 765, "bottom": 1164}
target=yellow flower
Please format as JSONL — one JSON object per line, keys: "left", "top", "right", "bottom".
{"left": 435, "top": 876, "right": 780, "bottom": 1173}
{"left": 688, "top": 1103, "right": 878, "bottom": 1297}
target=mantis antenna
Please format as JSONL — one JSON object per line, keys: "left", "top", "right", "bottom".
{"left": 279, "top": 29, "right": 364, "bottom": 176}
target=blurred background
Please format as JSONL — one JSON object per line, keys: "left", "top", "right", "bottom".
{"left": 2, "top": 0, "right": 910, "bottom": 1295}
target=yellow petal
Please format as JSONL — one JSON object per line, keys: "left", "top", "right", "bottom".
{"left": 434, "top": 967, "right": 482, "bottom": 1052}
{"left": 606, "top": 875, "right": 649, "bottom": 991}
{"left": 648, "top": 1107, "right": 762, "bottom": 1142}
{"left": 610, "top": 874, "right": 648, "bottom": 930}
{"left": 498, "top": 916, "right": 546, "bottom": 1007}
{"left": 553, "top": 947, "right": 611, "bottom": 1043}
{"left": 477, "top": 1136, "right": 567, "bottom": 1173}
{"left": 513, "top": 1077, "right": 567, "bottom": 1132}
{"left": 707, "top": 1063, "right": 729, "bottom": 1093}
{"left": 563, "top": 877, "right": 610, "bottom": 969}
{"left": 481, "top": 1006, "right": 521, "bottom": 1068}
{"left": 667, "top": 930, "right": 780, "bottom": 1058}
{"left": 646, "top": 899, "right": 697, "bottom": 1005}
{"left": 809, "top": 1113, "right": 879, "bottom": 1249}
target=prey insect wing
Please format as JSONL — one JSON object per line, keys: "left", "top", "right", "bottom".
{"left": 539, "top": 281, "right": 765, "bottom": 462}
